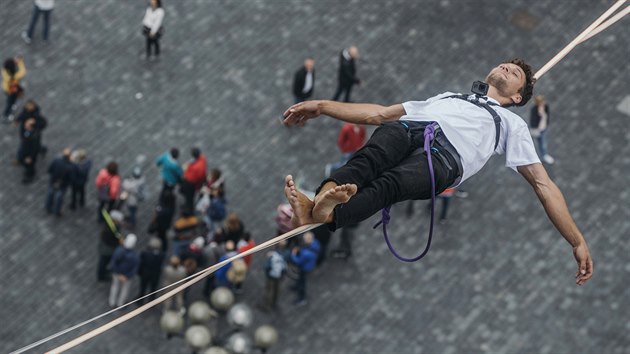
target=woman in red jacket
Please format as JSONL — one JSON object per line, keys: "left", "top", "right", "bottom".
{"left": 95, "top": 161, "right": 121, "bottom": 221}
{"left": 180, "top": 147, "right": 207, "bottom": 211}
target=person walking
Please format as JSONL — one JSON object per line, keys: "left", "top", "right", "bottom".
{"left": 142, "top": 0, "right": 165, "bottom": 60}
{"left": 2, "top": 56, "right": 26, "bottom": 121}
{"left": 21, "top": 0, "right": 55, "bottom": 44}
{"left": 332, "top": 46, "right": 360, "bottom": 102}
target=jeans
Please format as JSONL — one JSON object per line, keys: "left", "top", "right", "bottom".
{"left": 294, "top": 270, "right": 307, "bottom": 302}
{"left": 70, "top": 184, "right": 86, "bottom": 209}
{"left": 109, "top": 275, "right": 132, "bottom": 307}
{"left": 536, "top": 129, "right": 549, "bottom": 157}
{"left": 3, "top": 93, "right": 18, "bottom": 117}
{"left": 127, "top": 205, "right": 138, "bottom": 227}
{"left": 26, "top": 5, "right": 52, "bottom": 40}
{"left": 46, "top": 185, "right": 65, "bottom": 215}
{"left": 321, "top": 121, "right": 459, "bottom": 231}
{"left": 146, "top": 35, "right": 160, "bottom": 56}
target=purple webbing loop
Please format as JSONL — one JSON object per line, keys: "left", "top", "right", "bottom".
{"left": 373, "top": 122, "right": 438, "bottom": 262}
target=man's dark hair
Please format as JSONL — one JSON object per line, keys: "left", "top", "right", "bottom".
{"left": 3, "top": 59, "right": 17, "bottom": 76}
{"left": 506, "top": 58, "right": 535, "bottom": 106}
{"left": 191, "top": 147, "right": 201, "bottom": 159}
{"left": 106, "top": 161, "right": 118, "bottom": 175}
{"left": 170, "top": 147, "right": 179, "bottom": 159}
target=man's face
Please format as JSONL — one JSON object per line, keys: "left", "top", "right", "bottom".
{"left": 304, "top": 59, "right": 315, "bottom": 71}
{"left": 486, "top": 63, "right": 526, "bottom": 99}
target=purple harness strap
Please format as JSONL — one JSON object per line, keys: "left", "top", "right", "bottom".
{"left": 373, "top": 122, "right": 439, "bottom": 262}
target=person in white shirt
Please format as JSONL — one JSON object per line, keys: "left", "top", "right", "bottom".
{"left": 142, "top": 0, "right": 165, "bottom": 60}
{"left": 282, "top": 58, "right": 593, "bottom": 286}
{"left": 21, "top": 0, "right": 55, "bottom": 44}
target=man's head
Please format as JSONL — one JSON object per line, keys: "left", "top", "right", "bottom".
{"left": 302, "top": 231, "right": 314, "bottom": 245}
{"left": 191, "top": 147, "right": 201, "bottom": 159}
{"left": 485, "top": 58, "right": 535, "bottom": 107}
{"left": 24, "top": 100, "right": 37, "bottom": 112}
{"left": 348, "top": 46, "right": 359, "bottom": 59}
{"left": 170, "top": 147, "right": 180, "bottom": 159}
{"left": 62, "top": 148, "right": 72, "bottom": 160}
{"left": 304, "top": 58, "right": 315, "bottom": 71}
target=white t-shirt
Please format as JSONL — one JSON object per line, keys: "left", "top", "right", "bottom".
{"left": 35, "top": 0, "right": 54, "bottom": 10}
{"left": 401, "top": 92, "right": 540, "bottom": 184}
{"left": 142, "top": 7, "right": 165, "bottom": 36}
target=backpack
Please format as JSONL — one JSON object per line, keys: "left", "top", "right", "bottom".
{"left": 208, "top": 197, "right": 226, "bottom": 221}
{"left": 265, "top": 252, "right": 287, "bottom": 279}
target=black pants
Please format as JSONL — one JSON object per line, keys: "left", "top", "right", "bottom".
{"left": 71, "top": 184, "right": 86, "bottom": 209}
{"left": 4, "top": 92, "right": 18, "bottom": 117}
{"left": 322, "top": 121, "right": 460, "bottom": 231}
{"left": 146, "top": 35, "right": 160, "bottom": 57}
{"left": 332, "top": 83, "right": 353, "bottom": 102}
{"left": 179, "top": 181, "right": 196, "bottom": 212}
{"left": 138, "top": 275, "right": 160, "bottom": 303}
{"left": 98, "top": 254, "right": 113, "bottom": 281}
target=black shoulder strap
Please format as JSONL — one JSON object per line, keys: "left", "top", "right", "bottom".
{"left": 442, "top": 94, "right": 502, "bottom": 150}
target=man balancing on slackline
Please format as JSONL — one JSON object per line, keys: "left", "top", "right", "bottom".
{"left": 282, "top": 58, "right": 593, "bottom": 285}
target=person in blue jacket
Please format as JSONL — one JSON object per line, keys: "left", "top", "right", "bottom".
{"left": 290, "top": 231, "right": 320, "bottom": 306}
{"left": 155, "top": 148, "right": 183, "bottom": 193}
{"left": 109, "top": 234, "right": 140, "bottom": 308}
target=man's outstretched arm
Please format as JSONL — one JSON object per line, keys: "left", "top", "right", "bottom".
{"left": 517, "top": 163, "right": 594, "bottom": 285}
{"left": 283, "top": 100, "right": 405, "bottom": 127}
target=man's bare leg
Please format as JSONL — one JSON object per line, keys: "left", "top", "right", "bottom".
{"left": 312, "top": 184, "right": 357, "bottom": 223}
{"left": 284, "top": 175, "right": 315, "bottom": 227}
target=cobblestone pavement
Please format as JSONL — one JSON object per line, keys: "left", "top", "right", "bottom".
{"left": 1, "top": 0, "right": 629, "bottom": 353}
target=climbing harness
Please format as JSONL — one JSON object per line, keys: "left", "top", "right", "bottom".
{"left": 373, "top": 93, "right": 502, "bottom": 262}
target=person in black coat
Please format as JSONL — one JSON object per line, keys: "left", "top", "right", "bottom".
{"left": 15, "top": 100, "right": 47, "bottom": 162}
{"left": 137, "top": 237, "right": 165, "bottom": 304}
{"left": 19, "top": 118, "right": 40, "bottom": 183}
{"left": 45, "top": 148, "right": 73, "bottom": 216}
{"left": 332, "top": 46, "right": 360, "bottom": 102}
{"left": 149, "top": 188, "right": 176, "bottom": 253}
{"left": 292, "top": 58, "right": 315, "bottom": 103}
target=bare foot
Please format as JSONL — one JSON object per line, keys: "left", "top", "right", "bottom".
{"left": 312, "top": 184, "right": 357, "bottom": 223}
{"left": 284, "top": 175, "right": 315, "bottom": 227}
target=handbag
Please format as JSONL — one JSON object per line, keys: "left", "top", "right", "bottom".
{"left": 142, "top": 25, "right": 164, "bottom": 37}
{"left": 8, "top": 80, "right": 24, "bottom": 97}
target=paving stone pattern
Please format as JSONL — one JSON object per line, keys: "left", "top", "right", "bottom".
{"left": 1, "top": 0, "right": 629, "bottom": 353}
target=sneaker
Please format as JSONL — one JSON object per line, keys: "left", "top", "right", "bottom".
{"left": 21, "top": 31, "right": 31, "bottom": 44}
{"left": 542, "top": 154, "right": 555, "bottom": 164}
{"left": 294, "top": 299, "right": 308, "bottom": 307}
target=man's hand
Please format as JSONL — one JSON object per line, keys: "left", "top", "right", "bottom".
{"left": 283, "top": 101, "right": 321, "bottom": 127}
{"left": 573, "top": 243, "right": 593, "bottom": 285}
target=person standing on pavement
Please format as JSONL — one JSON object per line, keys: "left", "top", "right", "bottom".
{"left": 290, "top": 232, "right": 320, "bottom": 306}
{"left": 69, "top": 149, "right": 92, "bottom": 210}
{"left": 529, "top": 95, "right": 555, "bottom": 164}
{"left": 21, "top": 0, "right": 55, "bottom": 44}
{"left": 2, "top": 56, "right": 26, "bottom": 121}
{"left": 180, "top": 147, "right": 207, "bottom": 212}
{"left": 137, "top": 237, "right": 165, "bottom": 304}
{"left": 109, "top": 234, "right": 140, "bottom": 308}
{"left": 142, "top": 0, "right": 165, "bottom": 60}
{"left": 332, "top": 46, "right": 360, "bottom": 102}
{"left": 292, "top": 58, "right": 316, "bottom": 103}
{"left": 95, "top": 161, "right": 121, "bottom": 221}
{"left": 46, "top": 148, "right": 73, "bottom": 216}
